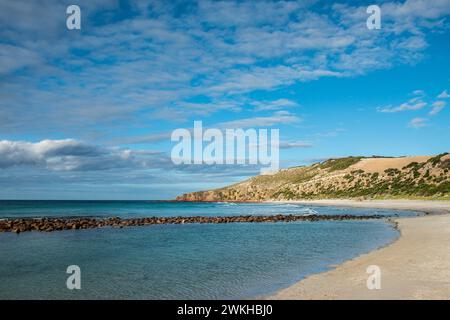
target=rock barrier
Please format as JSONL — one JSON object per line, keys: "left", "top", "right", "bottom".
{"left": 0, "top": 214, "right": 388, "bottom": 233}
{"left": 0, "top": 214, "right": 387, "bottom": 233}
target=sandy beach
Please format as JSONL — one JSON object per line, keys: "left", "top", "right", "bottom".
{"left": 269, "top": 200, "right": 450, "bottom": 300}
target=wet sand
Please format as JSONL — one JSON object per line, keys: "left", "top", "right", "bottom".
{"left": 269, "top": 200, "right": 450, "bottom": 300}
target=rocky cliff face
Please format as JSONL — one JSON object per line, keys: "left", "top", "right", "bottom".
{"left": 176, "top": 153, "right": 450, "bottom": 201}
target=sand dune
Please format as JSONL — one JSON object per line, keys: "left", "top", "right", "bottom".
{"left": 349, "top": 156, "right": 431, "bottom": 173}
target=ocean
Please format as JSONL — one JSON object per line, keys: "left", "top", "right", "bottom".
{"left": 0, "top": 201, "right": 418, "bottom": 299}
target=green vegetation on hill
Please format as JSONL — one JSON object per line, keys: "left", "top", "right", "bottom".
{"left": 176, "top": 154, "right": 450, "bottom": 201}
{"left": 319, "top": 156, "right": 363, "bottom": 172}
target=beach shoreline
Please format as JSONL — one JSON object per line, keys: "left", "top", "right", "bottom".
{"left": 267, "top": 199, "right": 450, "bottom": 300}
{"left": 268, "top": 199, "right": 450, "bottom": 215}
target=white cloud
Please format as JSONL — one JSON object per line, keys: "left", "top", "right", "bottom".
{"left": 437, "top": 90, "right": 450, "bottom": 98}
{"left": 377, "top": 90, "right": 428, "bottom": 113}
{"left": 217, "top": 111, "right": 301, "bottom": 128}
{"left": 409, "top": 117, "right": 428, "bottom": 128}
{"left": 110, "top": 132, "right": 173, "bottom": 145}
{"left": 0, "top": 139, "right": 164, "bottom": 171}
{"left": 1, "top": 0, "right": 448, "bottom": 134}
{"left": 429, "top": 100, "right": 446, "bottom": 115}
{"left": 208, "top": 65, "right": 342, "bottom": 95}
{"left": 382, "top": 0, "right": 450, "bottom": 20}
{"left": 0, "top": 44, "right": 42, "bottom": 75}
{"left": 378, "top": 101, "right": 427, "bottom": 113}
{"left": 278, "top": 141, "right": 313, "bottom": 149}
{"left": 250, "top": 99, "right": 299, "bottom": 111}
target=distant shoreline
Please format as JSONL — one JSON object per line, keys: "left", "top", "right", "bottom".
{"left": 267, "top": 199, "right": 450, "bottom": 215}
{"left": 266, "top": 199, "right": 450, "bottom": 300}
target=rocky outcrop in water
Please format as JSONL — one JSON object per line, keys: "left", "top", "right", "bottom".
{"left": 0, "top": 214, "right": 388, "bottom": 233}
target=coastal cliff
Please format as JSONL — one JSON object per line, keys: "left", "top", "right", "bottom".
{"left": 176, "top": 153, "right": 450, "bottom": 201}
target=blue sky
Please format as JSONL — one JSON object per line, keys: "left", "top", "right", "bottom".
{"left": 0, "top": 0, "right": 449, "bottom": 199}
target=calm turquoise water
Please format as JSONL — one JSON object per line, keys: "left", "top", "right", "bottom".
{"left": 0, "top": 200, "right": 418, "bottom": 219}
{"left": 0, "top": 201, "right": 416, "bottom": 299}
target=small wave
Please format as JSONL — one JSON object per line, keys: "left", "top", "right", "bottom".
{"left": 215, "top": 202, "right": 237, "bottom": 206}
{"left": 269, "top": 203, "right": 303, "bottom": 208}
{"left": 299, "top": 208, "right": 319, "bottom": 216}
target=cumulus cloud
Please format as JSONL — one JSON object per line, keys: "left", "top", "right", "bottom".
{"left": 0, "top": 138, "right": 289, "bottom": 179}
{"left": 0, "top": 139, "right": 164, "bottom": 171}
{"left": 0, "top": 137, "right": 283, "bottom": 199}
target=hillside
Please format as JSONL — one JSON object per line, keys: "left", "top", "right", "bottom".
{"left": 176, "top": 153, "right": 450, "bottom": 201}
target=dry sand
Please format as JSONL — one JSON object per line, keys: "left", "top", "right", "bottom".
{"left": 269, "top": 200, "right": 450, "bottom": 300}
{"left": 349, "top": 156, "right": 431, "bottom": 173}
